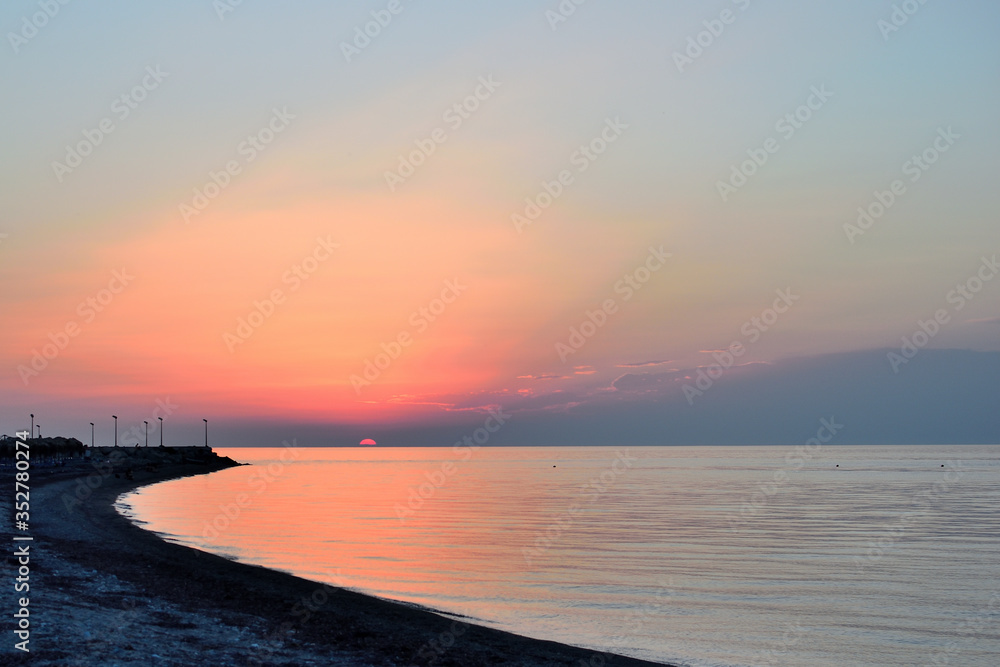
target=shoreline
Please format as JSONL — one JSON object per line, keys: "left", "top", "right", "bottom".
{"left": 7, "top": 447, "right": 674, "bottom": 666}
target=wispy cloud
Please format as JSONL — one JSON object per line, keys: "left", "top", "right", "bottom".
{"left": 616, "top": 359, "right": 674, "bottom": 368}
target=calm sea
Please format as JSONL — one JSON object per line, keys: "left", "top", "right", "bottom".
{"left": 116, "top": 445, "right": 1000, "bottom": 667}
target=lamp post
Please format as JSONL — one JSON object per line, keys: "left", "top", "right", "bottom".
{"left": 112, "top": 415, "right": 118, "bottom": 447}
{"left": 203, "top": 419, "right": 208, "bottom": 447}
{"left": 144, "top": 421, "right": 148, "bottom": 447}
{"left": 90, "top": 422, "right": 94, "bottom": 448}
{"left": 158, "top": 417, "right": 163, "bottom": 446}
{"left": 30, "top": 414, "right": 34, "bottom": 440}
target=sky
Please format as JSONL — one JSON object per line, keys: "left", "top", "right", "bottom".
{"left": 2, "top": 0, "right": 998, "bottom": 446}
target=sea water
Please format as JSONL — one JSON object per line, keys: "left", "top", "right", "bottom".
{"left": 116, "top": 445, "right": 1000, "bottom": 666}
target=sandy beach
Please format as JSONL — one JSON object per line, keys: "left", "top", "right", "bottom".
{"left": 2, "top": 446, "right": 673, "bottom": 666}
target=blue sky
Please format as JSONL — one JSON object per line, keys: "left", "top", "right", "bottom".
{"left": 1, "top": 1, "right": 998, "bottom": 445}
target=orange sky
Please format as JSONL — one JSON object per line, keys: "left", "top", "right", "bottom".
{"left": 2, "top": 2, "right": 999, "bottom": 444}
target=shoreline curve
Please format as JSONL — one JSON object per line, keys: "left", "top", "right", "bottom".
{"left": 14, "top": 446, "right": 676, "bottom": 666}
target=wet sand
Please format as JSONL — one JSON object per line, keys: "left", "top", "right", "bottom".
{"left": 3, "top": 447, "right": 673, "bottom": 666}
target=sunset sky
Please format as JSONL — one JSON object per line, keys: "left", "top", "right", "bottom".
{"left": 2, "top": 1, "right": 998, "bottom": 446}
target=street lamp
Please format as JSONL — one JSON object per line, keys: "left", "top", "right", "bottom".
{"left": 112, "top": 415, "right": 118, "bottom": 447}
{"left": 90, "top": 422, "right": 95, "bottom": 448}
{"left": 144, "top": 421, "right": 148, "bottom": 447}
{"left": 158, "top": 417, "right": 163, "bottom": 446}
{"left": 30, "top": 414, "right": 34, "bottom": 440}
{"left": 203, "top": 419, "right": 208, "bottom": 447}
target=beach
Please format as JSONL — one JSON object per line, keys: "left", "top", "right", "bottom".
{"left": 3, "top": 446, "right": 672, "bottom": 666}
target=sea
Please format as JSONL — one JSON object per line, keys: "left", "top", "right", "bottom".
{"left": 115, "top": 444, "right": 1000, "bottom": 667}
